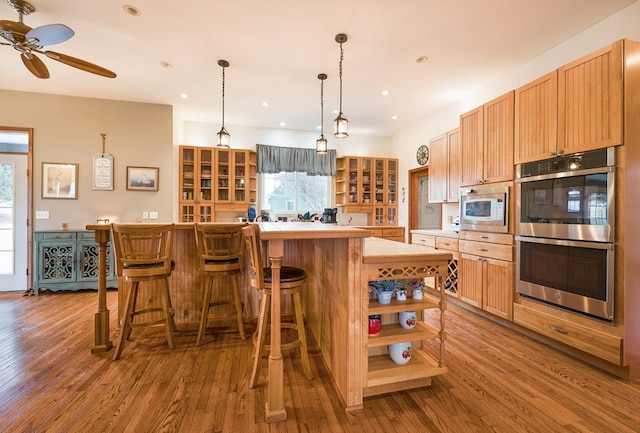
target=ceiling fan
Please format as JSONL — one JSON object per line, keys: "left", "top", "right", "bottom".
{"left": 0, "top": 0, "right": 116, "bottom": 79}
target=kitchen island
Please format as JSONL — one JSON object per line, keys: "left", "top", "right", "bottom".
{"left": 86, "top": 222, "right": 452, "bottom": 421}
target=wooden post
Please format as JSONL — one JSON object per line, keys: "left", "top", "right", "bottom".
{"left": 89, "top": 226, "right": 113, "bottom": 353}
{"left": 265, "top": 239, "right": 287, "bottom": 422}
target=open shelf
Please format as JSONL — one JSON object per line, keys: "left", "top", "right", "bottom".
{"left": 367, "top": 322, "right": 438, "bottom": 347}
{"left": 366, "top": 349, "right": 447, "bottom": 389}
{"left": 368, "top": 295, "right": 439, "bottom": 315}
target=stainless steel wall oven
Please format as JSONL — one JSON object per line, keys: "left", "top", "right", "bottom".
{"left": 515, "top": 147, "right": 615, "bottom": 321}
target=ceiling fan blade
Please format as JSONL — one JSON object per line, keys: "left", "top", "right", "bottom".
{"left": 26, "top": 24, "right": 74, "bottom": 46}
{"left": 21, "top": 52, "right": 50, "bottom": 79}
{"left": 44, "top": 51, "right": 116, "bottom": 78}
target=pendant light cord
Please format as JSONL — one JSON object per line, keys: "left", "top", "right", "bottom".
{"left": 320, "top": 76, "right": 325, "bottom": 135}
{"left": 338, "top": 42, "right": 344, "bottom": 113}
{"left": 221, "top": 65, "right": 226, "bottom": 128}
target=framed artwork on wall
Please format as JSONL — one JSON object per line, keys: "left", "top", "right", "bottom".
{"left": 42, "top": 162, "right": 78, "bottom": 199}
{"left": 126, "top": 166, "right": 159, "bottom": 191}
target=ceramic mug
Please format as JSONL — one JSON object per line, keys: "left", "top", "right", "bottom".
{"left": 389, "top": 342, "right": 412, "bottom": 365}
{"left": 399, "top": 311, "right": 417, "bottom": 329}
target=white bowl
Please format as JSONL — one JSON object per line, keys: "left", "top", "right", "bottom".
{"left": 388, "top": 342, "right": 412, "bottom": 365}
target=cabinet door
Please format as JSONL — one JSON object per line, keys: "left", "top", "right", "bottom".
{"left": 214, "top": 148, "right": 231, "bottom": 203}
{"left": 374, "top": 159, "right": 386, "bottom": 206}
{"left": 360, "top": 157, "right": 373, "bottom": 205}
{"left": 458, "top": 253, "right": 483, "bottom": 308}
{"left": 482, "top": 258, "right": 513, "bottom": 321}
{"left": 38, "top": 241, "right": 76, "bottom": 284}
{"left": 386, "top": 158, "right": 397, "bottom": 206}
{"left": 197, "top": 148, "right": 213, "bottom": 202}
{"left": 460, "top": 106, "right": 484, "bottom": 186}
{"left": 428, "top": 134, "right": 447, "bottom": 203}
{"left": 558, "top": 40, "right": 623, "bottom": 154}
{"left": 446, "top": 128, "right": 461, "bottom": 202}
{"left": 179, "top": 146, "right": 196, "bottom": 202}
{"left": 515, "top": 71, "right": 558, "bottom": 163}
{"left": 483, "top": 91, "right": 514, "bottom": 184}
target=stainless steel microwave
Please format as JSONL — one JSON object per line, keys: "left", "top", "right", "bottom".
{"left": 459, "top": 185, "right": 509, "bottom": 233}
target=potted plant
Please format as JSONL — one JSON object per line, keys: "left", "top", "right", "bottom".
{"left": 369, "top": 280, "right": 400, "bottom": 304}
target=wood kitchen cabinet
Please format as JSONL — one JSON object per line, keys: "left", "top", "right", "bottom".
{"left": 515, "top": 71, "right": 558, "bottom": 164}
{"left": 179, "top": 145, "right": 215, "bottom": 222}
{"left": 458, "top": 231, "right": 514, "bottom": 321}
{"left": 412, "top": 232, "right": 459, "bottom": 298}
{"left": 337, "top": 156, "right": 398, "bottom": 223}
{"left": 428, "top": 128, "right": 461, "bottom": 203}
{"left": 558, "top": 40, "right": 623, "bottom": 155}
{"left": 460, "top": 91, "right": 514, "bottom": 186}
{"left": 214, "top": 148, "right": 257, "bottom": 212}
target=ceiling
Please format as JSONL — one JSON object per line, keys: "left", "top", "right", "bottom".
{"left": 0, "top": 0, "right": 637, "bottom": 138}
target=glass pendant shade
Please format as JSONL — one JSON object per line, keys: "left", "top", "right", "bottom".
{"left": 217, "top": 126, "right": 230, "bottom": 148}
{"left": 316, "top": 134, "right": 328, "bottom": 154}
{"left": 334, "top": 112, "right": 349, "bottom": 139}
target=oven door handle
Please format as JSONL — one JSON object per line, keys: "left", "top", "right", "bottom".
{"left": 515, "top": 236, "right": 614, "bottom": 250}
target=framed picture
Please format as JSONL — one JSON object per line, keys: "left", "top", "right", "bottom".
{"left": 126, "top": 166, "right": 159, "bottom": 191}
{"left": 42, "top": 162, "right": 78, "bottom": 199}
{"left": 93, "top": 153, "right": 114, "bottom": 190}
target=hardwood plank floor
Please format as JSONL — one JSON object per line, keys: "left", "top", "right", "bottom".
{"left": 0, "top": 290, "right": 638, "bottom": 433}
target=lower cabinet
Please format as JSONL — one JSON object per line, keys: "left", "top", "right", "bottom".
{"left": 458, "top": 231, "right": 514, "bottom": 321}
{"left": 364, "top": 288, "right": 447, "bottom": 397}
{"left": 33, "top": 231, "right": 118, "bottom": 295}
{"left": 412, "top": 232, "right": 459, "bottom": 297}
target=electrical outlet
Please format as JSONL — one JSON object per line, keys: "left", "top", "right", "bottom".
{"left": 447, "top": 215, "right": 453, "bottom": 224}
{"left": 142, "top": 211, "right": 149, "bottom": 219}
{"left": 35, "top": 211, "right": 50, "bottom": 219}
{"left": 149, "top": 211, "right": 159, "bottom": 220}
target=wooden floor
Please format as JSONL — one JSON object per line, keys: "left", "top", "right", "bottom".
{"left": 1, "top": 290, "right": 639, "bottom": 433}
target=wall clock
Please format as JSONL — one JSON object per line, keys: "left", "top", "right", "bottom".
{"left": 416, "top": 144, "right": 429, "bottom": 165}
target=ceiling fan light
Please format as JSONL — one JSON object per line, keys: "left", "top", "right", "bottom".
{"left": 334, "top": 113, "right": 349, "bottom": 139}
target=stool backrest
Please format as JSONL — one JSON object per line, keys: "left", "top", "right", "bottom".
{"left": 194, "top": 223, "right": 246, "bottom": 271}
{"left": 111, "top": 223, "right": 175, "bottom": 277}
{"left": 241, "top": 224, "right": 265, "bottom": 290}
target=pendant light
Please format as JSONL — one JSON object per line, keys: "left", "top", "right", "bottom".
{"left": 316, "top": 73, "right": 328, "bottom": 154}
{"left": 216, "top": 59, "right": 230, "bottom": 148}
{"left": 334, "top": 33, "right": 349, "bottom": 139}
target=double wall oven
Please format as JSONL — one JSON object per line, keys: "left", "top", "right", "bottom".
{"left": 515, "top": 147, "right": 615, "bottom": 321}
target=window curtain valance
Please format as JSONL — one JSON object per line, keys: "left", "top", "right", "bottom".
{"left": 256, "top": 144, "right": 336, "bottom": 176}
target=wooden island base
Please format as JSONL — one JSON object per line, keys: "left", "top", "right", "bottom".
{"left": 87, "top": 223, "right": 452, "bottom": 417}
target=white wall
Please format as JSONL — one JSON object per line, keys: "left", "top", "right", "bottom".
{"left": 391, "top": 1, "right": 640, "bottom": 230}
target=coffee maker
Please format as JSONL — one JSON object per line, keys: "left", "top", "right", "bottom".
{"left": 322, "top": 207, "right": 337, "bottom": 224}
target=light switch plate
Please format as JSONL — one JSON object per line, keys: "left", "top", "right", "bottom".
{"left": 142, "top": 211, "right": 149, "bottom": 219}
{"left": 149, "top": 211, "right": 158, "bottom": 220}
{"left": 35, "top": 211, "right": 49, "bottom": 219}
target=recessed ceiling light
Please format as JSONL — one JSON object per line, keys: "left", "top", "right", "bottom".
{"left": 159, "top": 61, "right": 172, "bottom": 68}
{"left": 261, "top": 102, "right": 269, "bottom": 107}
{"left": 122, "top": 5, "right": 141, "bottom": 16}
{"left": 280, "top": 122, "right": 286, "bottom": 127}
{"left": 179, "top": 93, "right": 188, "bottom": 99}
{"left": 416, "top": 56, "right": 429, "bottom": 64}
{"left": 382, "top": 90, "right": 390, "bottom": 96}
{"left": 391, "top": 115, "right": 398, "bottom": 120}
{"left": 317, "top": 125, "right": 322, "bottom": 130}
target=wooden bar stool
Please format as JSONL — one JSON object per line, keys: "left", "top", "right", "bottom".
{"left": 194, "top": 223, "right": 247, "bottom": 345}
{"left": 111, "top": 223, "right": 176, "bottom": 360}
{"left": 241, "top": 224, "right": 313, "bottom": 389}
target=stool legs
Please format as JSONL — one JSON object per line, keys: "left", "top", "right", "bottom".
{"left": 113, "top": 278, "right": 175, "bottom": 360}
{"left": 249, "top": 289, "right": 312, "bottom": 388}
{"left": 196, "top": 273, "right": 246, "bottom": 346}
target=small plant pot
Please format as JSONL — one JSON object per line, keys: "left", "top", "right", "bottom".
{"left": 377, "top": 291, "right": 393, "bottom": 304}
{"left": 396, "top": 290, "right": 407, "bottom": 301}
{"left": 413, "top": 288, "right": 423, "bottom": 300}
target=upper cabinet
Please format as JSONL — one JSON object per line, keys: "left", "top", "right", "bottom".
{"left": 214, "top": 148, "right": 257, "bottom": 211}
{"left": 336, "top": 156, "right": 374, "bottom": 213}
{"left": 516, "top": 41, "right": 624, "bottom": 164}
{"left": 558, "top": 40, "right": 623, "bottom": 154}
{"left": 179, "top": 146, "right": 215, "bottom": 222}
{"left": 514, "top": 71, "right": 558, "bottom": 164}
{"left": 428, "top": 128, "right": 461, "bottom": 203}
{"left": 460, "top": 91, "right": 514, "bottom": 186}
{"left": 336, "top": 156, "right": 398, "bottom": 224}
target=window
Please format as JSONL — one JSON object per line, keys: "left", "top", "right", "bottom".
{"left": 262, "top": 172, "right": 330, "bottom": 213}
